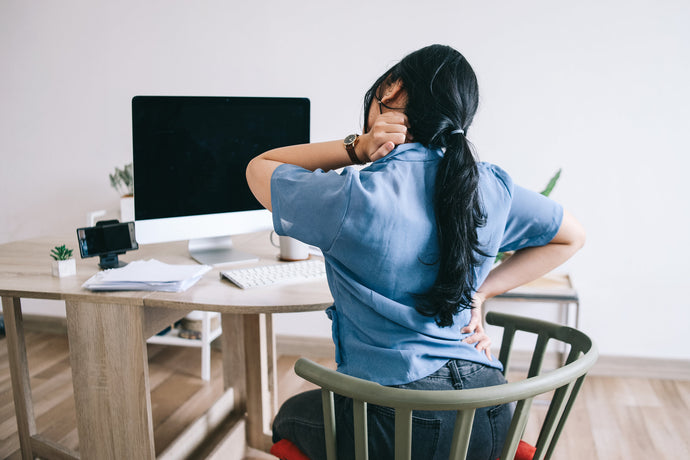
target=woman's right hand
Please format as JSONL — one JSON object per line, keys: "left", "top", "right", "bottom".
{"left": 359, "top": 112, "right": 411, "bottom": 162}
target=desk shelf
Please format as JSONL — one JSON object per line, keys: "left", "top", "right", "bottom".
{"left": 490, "top": 272, "right": 579, "bottom": 328}
{"left": 148, "top": 324, "right": 223, "bottom": 347}
{"left": 147, "top": 310, "right": 222, "bottom": 381}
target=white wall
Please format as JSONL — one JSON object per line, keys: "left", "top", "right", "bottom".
{"left": 2, "top": 1, "right": 689, "bottom": 360}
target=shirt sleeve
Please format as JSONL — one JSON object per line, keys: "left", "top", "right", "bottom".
{"left": 499, "top": 183, "right": 564, "bottom": 253}
{"left": 271, "top": 164, "right": 354, "bottom": 251}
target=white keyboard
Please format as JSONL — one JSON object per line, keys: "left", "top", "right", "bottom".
{"left": 220, "top": 259, "right": 327, "bottom": 289}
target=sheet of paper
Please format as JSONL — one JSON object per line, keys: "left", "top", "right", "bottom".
{"left": 82, "top": 259, "right": 211, "bottom": 292}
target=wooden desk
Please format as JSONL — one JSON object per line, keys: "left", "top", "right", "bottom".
{"left": 490, "top": 273, "right": 580, "bottom": 328}
{"left": 0, "top": 231, "right": 333, "bottom": 459}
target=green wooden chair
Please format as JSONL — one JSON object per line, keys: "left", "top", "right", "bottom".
{"left": 294, "top": 311, "right": 598, "bottom": 460}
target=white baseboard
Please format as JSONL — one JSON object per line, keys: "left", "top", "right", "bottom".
{"left": 588, "top": 354, "right": 690, "bottom": 380}
{"left": 9, "top": 316, "right": 689, "bottom": 381}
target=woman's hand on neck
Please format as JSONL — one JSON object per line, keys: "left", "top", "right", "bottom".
{"left": 359, "top": 112, "right": 411, "bottom": 162}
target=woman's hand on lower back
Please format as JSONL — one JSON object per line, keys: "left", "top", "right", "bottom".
{"left": 461, "top": 293, "right": 492, "bottom": 361}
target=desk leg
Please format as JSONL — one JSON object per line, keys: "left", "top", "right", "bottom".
{"left": 3, "top": 297, "right": 36, "bottom": 459}
{"left": 201, "top": 311, "right": 212, "bottom": 381}
{"left": 571, "top": 301, "right": 581, "bottom": 329}
{"left": 65, "top": 300, "right": 155, "bottom": 459}
{"left": 243, "top": 313, "right": 278, "bottom": 451}
{"left": 221, "top": 313, "right": 247, "bottom": 407}
{"left": 558, "top": 301, "right": 581, "bottom": 363}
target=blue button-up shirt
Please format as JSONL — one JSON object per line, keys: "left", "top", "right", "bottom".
{"left": 271, "top": 142, "right": 562, "bottom": 385}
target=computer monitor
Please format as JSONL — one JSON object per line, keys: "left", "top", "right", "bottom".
{"left": 132, "top": 96, "right": 310, "bottom": 265}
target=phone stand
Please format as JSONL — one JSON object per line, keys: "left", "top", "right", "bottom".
{"left": 75, "top": 219, "right": 138, "bottom": 270}
{"left": 94, "top": 219, "right": 130, "bottom": 269}
{"left": 98, "top": 253, "right": 127, "bottom": 270}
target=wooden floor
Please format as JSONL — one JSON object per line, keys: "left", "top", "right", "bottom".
{"left": 1, "top": 331, "right": 689, "bottom": 459}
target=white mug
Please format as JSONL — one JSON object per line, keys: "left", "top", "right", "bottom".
{"left": 270, "top": 232, "right": 310, "bottom": 261}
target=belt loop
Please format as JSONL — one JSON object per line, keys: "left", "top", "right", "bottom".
{"left": 448, "top": 359, "right": 463, "bottom": 389}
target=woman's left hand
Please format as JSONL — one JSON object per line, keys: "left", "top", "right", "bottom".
{"left": 461, "top": 293, "right": 492, "bottom": 360}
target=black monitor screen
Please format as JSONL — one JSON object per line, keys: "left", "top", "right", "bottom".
{"left": 132, "top": 96, "right": 310, "bottom": 221}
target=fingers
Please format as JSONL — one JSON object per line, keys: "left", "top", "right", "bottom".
{"left": 363, "top": 113, "right": 408, "bottom": 158}
{"left": 375, "top": 111, "right": 408, "bottom": 127}
{"left": 463, "top": 331, "right": 493, "bottom": 361}
{"left": 374, "top": 113, "right": 409, "bottom": 135}
{"left": 370, "top": 122, "right": 407, "bottom": 145}
{"left": 369, "top": 141, "right": 396, "bottom": 162}
{"left": 462, "top": 326, "right": 484, "bottom": 344}
{"left": 359, "top": 112, "right": 410, "bottom": 162}
{"left": 462, "top": 303, "right": 492, "bottom": 360}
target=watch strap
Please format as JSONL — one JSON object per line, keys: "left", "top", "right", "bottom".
{"left": 345, "top": 134, "right": 364, "bottom": 165}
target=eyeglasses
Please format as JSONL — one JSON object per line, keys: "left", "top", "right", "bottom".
{"left": 375, "top": 88, "right": 405, "bottom": 114}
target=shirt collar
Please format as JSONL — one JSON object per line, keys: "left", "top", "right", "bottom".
{"left": 375, "top": 142, "right": 444, "bottom": 163}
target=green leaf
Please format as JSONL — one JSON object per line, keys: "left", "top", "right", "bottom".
{"left": 50, "top": 244, "right": 73, "bottom": 261}
{"left": 540, "top": 168, "right": 562, "bottom": 197}
{"left": 110, "top": 163, "right": 134, "bottom": 195}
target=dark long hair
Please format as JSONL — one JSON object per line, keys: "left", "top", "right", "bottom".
{"left": 363, "top": 44, "right": 487, "bottom": 327}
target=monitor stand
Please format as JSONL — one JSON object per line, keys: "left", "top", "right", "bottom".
{"left": 188, "top": 236, "right": 259, "bottom": 266}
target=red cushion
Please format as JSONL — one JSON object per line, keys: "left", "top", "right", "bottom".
{"left": 270, "top": 438, "right": 536, "bottom": 460}
{"left": 270, "top": 439, "right": 310, "bottom": 460}
{"left": 505, "top": 440, "right": 537, "bottom": 460}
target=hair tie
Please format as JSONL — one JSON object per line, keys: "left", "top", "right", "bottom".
{"left": 450, "top": 128, "right": 465, "bottom": 136}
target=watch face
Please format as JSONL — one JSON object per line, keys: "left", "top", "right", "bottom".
{"left": 344, "top": 134, "right": 357, "bottom": 145}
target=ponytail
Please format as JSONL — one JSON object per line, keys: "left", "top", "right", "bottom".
{"left": 364, "top": 45, "right": 486, "bottom": 327}
{"left": 415, "top": 132, "right": 487, "bottom": 327}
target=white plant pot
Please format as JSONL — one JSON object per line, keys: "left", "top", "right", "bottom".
{"left": 120, "top": 195, "right": 135, "bottom": 222}
{"left": 52, "top": 259, "right": 76, "bottom": 278}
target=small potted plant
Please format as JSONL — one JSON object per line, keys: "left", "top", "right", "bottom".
{"left": 51, "top": 244, "right": 76, "bottom": 277}
{"left": 110, "top": 163, "right": 134, "bottom": 222}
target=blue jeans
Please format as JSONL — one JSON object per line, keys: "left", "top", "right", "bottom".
{"left": 272, "top": 359, "right": 514, "bottom": 460}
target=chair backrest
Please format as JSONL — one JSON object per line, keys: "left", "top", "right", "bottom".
{"left": 294, "top": 311, "right": 598, "bottom": 460}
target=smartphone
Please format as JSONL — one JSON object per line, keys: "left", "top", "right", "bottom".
{"left": 76, "top": 221, "right": 138, "bottom": 258}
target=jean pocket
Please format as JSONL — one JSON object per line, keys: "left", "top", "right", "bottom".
{"left": 452, "top": 360, "right": 508, "bottom": 391}
{"left": 367, "top": 404, "right": 441, "bottom": 460}
{"left": 487, "top": 402, "right": 515, "bottom": 460}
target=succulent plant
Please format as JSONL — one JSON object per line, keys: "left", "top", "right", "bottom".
{"left": 50, "top": 244, "right": 74, "bottom": 261}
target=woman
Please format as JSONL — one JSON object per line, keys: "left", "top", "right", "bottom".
{"left": 246, "top": 44, "right": 585, "bottom": 460}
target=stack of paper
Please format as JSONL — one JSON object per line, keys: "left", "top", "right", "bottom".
{"left": 82, "top": 259, "right": 212, "bottom": 292}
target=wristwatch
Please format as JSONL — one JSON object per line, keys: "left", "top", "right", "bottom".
{"left": 344, "top": 134, "right": 364, "bottom": 165}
